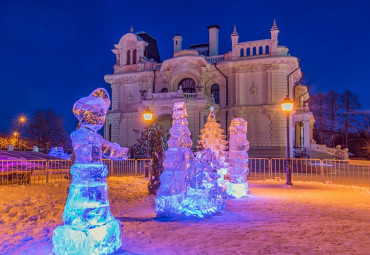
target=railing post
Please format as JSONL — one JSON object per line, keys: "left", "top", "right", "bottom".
{"left": 320, "top": 159, "right": 324, "bottom": 183}
{"left": 46, "top": 160, "right": 49, "bottom": 184}
{"left": 268, "top": 159, "right": 272, "bottom": 179}
{"left": 135, "top": 160, "right": 138, "bottom": 175}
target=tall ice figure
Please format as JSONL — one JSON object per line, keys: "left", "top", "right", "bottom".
{"left": 53, "top": 88, "right": 128, "bottom": 255}
{"left": 227, "top": 118, "right": 249, "bottom": 198}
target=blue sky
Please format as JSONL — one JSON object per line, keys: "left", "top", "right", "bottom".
{"left": 1, "top": 0, "right": 369, "bottom": 133}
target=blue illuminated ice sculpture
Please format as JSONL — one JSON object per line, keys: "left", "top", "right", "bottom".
{"left": 52, "top": 88, "right": 128, "bottom": 255}
{"left": 182, "top": 148, "right": 226, "bottom": 217}
{"left": 227, "top": 118, "right": 249, "bottom": 198}
{"left": 155, "top": 102, "right": 225, "bottom": 218}
{"left": 155, "top": 102, "right": 194, "bottom": 217}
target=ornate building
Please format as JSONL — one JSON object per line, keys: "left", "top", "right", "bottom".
{"left": 104, "top": 21, "right": 317, "bottom": 158}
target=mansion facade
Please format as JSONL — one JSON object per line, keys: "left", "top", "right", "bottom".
{"left": 104, "top": 21, "right": 316, "bottom": 158}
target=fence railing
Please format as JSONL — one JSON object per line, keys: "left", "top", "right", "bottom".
{"left": 248, "top": 158, "right": 370, "bottom": 188}
{"left": 0, "top": 158, "right": 369, "bottom": 188}
{"left": 0, "top": 159, "right": 151, "bottom": 185}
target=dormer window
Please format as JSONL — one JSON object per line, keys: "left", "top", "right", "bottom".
{"left": 133, "top": 49, "right": 137, "bottom": 64}
{"left": 126, "top": 50, "right": 131, "bottom": 65}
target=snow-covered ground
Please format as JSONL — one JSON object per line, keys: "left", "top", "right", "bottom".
{"left": 0, "top": 177, "right": 369, "bottom": 255}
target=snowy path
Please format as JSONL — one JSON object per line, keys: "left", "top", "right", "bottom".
{"left": 0, "top": 177, "right": 369, "bottom": 255}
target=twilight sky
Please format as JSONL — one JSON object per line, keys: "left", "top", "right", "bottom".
{"left": 1, "top": 0, "right": 369, "bottom": 133}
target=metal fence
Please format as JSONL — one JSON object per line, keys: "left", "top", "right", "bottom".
{"left": 248, "top": 158, "right": 370, "bottom": 188}
{"left": 0, "top": 158, "right": 369, "bottom": 188}
{"left": 0, "top": 159, "right": 150, "bottom": 185}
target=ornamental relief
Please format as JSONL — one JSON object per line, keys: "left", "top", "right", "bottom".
{"left": 234, "top": 64, "right": 279, "bottom": 73}
{"left": 118, "top": 75, "right": 152, "bottom": 84}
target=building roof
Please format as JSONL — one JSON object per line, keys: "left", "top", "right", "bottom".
{"left": 136, "top": 32, "right": 161, "bottom": 62}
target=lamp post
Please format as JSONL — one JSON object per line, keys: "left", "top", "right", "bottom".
{"left": 281, "top": 97, "right": 294, "bottom": 185}
{"left": 16, "top": 116, "right": 26, "bottom": 148}
{"left": 143, "top": 108, "right": 153, "bottom": 178}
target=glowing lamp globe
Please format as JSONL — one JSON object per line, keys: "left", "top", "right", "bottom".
{"left": 281, "top": 97, "right": 294, "bottom": 112}
{"left": 13, "top": 132, "right": 18, "bottom": 136}
{"left": 19, "top": 116, "right": 26, "bottom": 123}
{"left": 143, "top": 108, "right": 153, "bottom": 121}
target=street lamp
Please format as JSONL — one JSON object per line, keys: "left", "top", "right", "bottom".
{"left": 281, "top": 97, "right": 294, "bottom": 186}
{"left": 16, "top": 115, "right": 26, "bottom": 148}
{"left": 143, "top": 108, "right": 153, "bottom": 178}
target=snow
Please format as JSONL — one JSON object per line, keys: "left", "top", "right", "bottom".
{"left": 0, "top": 177, "right": 369, "bottom": 255}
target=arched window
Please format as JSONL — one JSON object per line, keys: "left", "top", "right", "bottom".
{"left": 178, "top": 78, "right": 196, "bottom": 93}
{"left": 211, "top": 84, "right": 220, "bottom": 104}
{"left": 259, "top": 46, "right": 263, "bottom": 55}
{"left": 246, "top": 48, "right": 251, "bottom": 56}
{"left": 132, "top": 49, "right": 137, "bottom": 64}
{"left": 253, "top": 47, "right": 257, "bottom": 55}
{"left": 126, "top": 50, "right": 131, "bottom": 65}
{"left": 108, "top": 124, "right": 112, "bottom": 141}
{"left": 265, "top": 45, "right": 270, "bottom": 54}
{"left": 161, "top": 88, "right": 168, "bottom": 93}
{"left": 240, "top": 48, "right": 244, "bottom": 57}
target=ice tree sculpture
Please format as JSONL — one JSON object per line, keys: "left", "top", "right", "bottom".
{"left": 182, "top": 148, "right": 226, "bottom": 217}
{"left": 198, "top": 106, "right": 228, "bottom": 181}
{"left": 155, "top": 102, "right": 194, "bottom": 216}
{"left": 53, "top": 88, "right": 128, "bottom": 255}
{"left": 227, "top": 118, "right": 249, "bottom": 198}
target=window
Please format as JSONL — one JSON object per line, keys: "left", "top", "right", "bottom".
{"left": 176, "top": 41, "right": 178, "bottom": 45}
{"left": 240, "top": 48, "right": 244, "bottom": 57}
{"left": 259, "top": 46, "right": 263, "bottom": 55}
{"left": 265, "top": 45, "right": 270, "bottom": 54}
{"left": 126, "top": 50, "right": 131, "bottom": 65}
{"left": 108, "top": 124, "right": 112, "bottom": 141}
{"left": 161, "top": 88, "right": 168, "bottom": 93}
{"left": 178, "top": 78, "right": 196, "bottom": 93}
{"left": 211, "top": 84, "right": 220, "bottom": 104}
{"left": 132, "top": 49, "right": 137, "bottom": 64}
{"left": 246, "top": 48, "right": 250, "bottom": 56}
{"left": 253, "top": 47, "right": 257, "bottom": 55}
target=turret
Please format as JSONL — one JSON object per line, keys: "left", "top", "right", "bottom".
{"left": 270, "top": 19, "right": 279, "bottom": 55}
{"left": 231, "top": 25, "right": 239, "bottom": 49}
{"left": 173, "top": 34, "right": 183, "bottom": 55}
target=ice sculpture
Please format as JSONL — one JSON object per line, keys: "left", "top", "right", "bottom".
{"left": 53, "top": 88, "right": 128, "bottom": 255}
{"left": 198, "top": 106, "right": 228, "bottom": 182}
{"left": 155, "top": 102, "right": 194, "bottom": 216}
{"left": 182, "top": 148, "right": 226, "bottom": 217}
{"left": 227, "top": 118, "right": 249, "bottom": 198}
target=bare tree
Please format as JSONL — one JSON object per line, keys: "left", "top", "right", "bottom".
{"left": 339, "top": 90, "right": 361, "bottom": 148}
{"left": 25, "top": 109, "right": 68, "bottom": 149}
{"left": 324, "top": 90, "right": 340, "bottom": 147}
{"left": 309, "top": 92, "right": 326, "bottom": 144}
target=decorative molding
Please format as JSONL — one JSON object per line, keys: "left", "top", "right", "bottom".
{"left": 249, "top": 82, "right": 258, "bottom": 95}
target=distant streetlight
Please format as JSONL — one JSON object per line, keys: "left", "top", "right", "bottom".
{"left": 143, "top": 108, "right": 153, "bottom": 178}
{"left": 282, "top": 59, "right": 300, "bottom": 186}
{"left": 16, "top": 115, "right": 26, "bottom": 148}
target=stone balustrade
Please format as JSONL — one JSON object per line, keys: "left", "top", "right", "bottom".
{"left": 145, "top": 91, "right": 203, "bottom": 100}
{"left": 205, "top": 55, "right": 225, "bottom": 64}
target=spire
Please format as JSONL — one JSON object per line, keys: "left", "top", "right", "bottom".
{"left": 271, "top": 19, "right": 278, "bottom": 31}
{"left": 232, "top": 25, "right": 238, "bottom": 35}
{"left": 130, "top": 26, "right": 134, "bottom": 33}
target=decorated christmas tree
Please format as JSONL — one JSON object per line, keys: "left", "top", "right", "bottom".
{"left": 148, "top": 123, "right": 166, "bottom": 195}
{"left": 198, "top": 106, "right": 228, "bottom": 163}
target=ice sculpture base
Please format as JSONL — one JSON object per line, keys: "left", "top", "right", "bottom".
{"left": 181, "top": 187, "right": 222, "bottom": 218}
{"left": 155, "top": 193, "right": 186, "bottom": 217}
{"left": 52, "top": 219, "right": 122, "bottom": 255}
{"left": 227, "top": 182, "right": 248, "bottom": 198}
